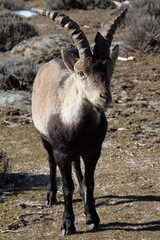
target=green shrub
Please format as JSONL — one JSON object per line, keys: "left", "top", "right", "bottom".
{"left": 0, "top": 57, "right": 40, "bottom": 90}
{"left": 123, "top": 0, "right": 160, "bottom": 53}
{"left": 0, "top": 0, "right": 25, "bottom": 10}
{"left": 45, "top": 0, "right": 113, "bottom": 10}
{"left": 0, "top": 10, "right": 38, "bottom": 52}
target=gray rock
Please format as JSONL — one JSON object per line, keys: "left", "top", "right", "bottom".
{"left": 0, "top": 91, "right": 31, "bottom": 110}
{"left": 11, "top": 34, "right": 75, "bottom": 63}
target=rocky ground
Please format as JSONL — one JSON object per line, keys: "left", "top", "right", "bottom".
{"left": 0, "top": 1, "right": 160, "bottom": 239}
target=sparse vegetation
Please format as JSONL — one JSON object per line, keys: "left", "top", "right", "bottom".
{"left": 123, "top": 0, "right": 160, "bottom": 52}
{"left": 0, "top": 149, "right": 9, "bottom": 175}
{"left": 130, "top": 0, "right": 160, "bottom": 17}
{"left": 0, "top": 10, "right": 38, "bottom": 52}
{"left": 0, "top": 57, "right": 40, "bottom": 90}
{"left": 0, "top": 0, "right": 25, "bottom": 10}
{"left": 45, "top": 0, "right": 113, "bottom": 10}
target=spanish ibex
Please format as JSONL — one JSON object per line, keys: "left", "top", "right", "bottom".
{"left": 31, "top": 8, "right": 127, "bottom": 235}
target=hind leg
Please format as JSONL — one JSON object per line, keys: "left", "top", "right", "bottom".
{"left": 82, "top": 149, "right": 101, "bottom": 229}
{"left": 72, "top": 158, "right": 84, "bottom": 200}
{"left": 41, "top": 136, "right": 57, "bottom": 205}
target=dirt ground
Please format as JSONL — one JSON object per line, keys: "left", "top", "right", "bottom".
{"left": 0, "top": 1, "right": 160, "bottom": 239}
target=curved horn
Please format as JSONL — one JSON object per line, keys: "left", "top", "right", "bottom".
{"left": 31, "top": 8, "right": 92, "bottom": 59}
{"left": 93, "top": 7, "right": 127, "bottom": 59}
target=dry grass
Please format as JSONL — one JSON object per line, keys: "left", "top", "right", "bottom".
{"left": 0, "top": 55, "right": 160, "bottom": 239}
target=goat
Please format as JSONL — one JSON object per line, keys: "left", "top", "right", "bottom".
{"left": 31, "top": 8, "right": 127, "bottom": 235}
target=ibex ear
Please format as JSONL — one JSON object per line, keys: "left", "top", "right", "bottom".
{"left": 110, "top": 45, "right": 119, "bottom": 63}
{"left": 61, "top": 48, "right": 77, "bottom": 72}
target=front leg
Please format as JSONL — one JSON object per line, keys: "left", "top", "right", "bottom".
{"left": 41, "top": 136, "right": 57, "bottom": 205}
{"left": 82, "top": 150, "right": 101, "bottom": 230}
{"left": 54, "top": 151, "right": 76, "bottom": 235}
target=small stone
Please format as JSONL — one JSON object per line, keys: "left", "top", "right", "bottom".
{"left": 110, "top": 153, "right": 118, "bottom": 158}
{"left": 117, "top": 127, "right": 127, "bottom": 131}
{"left": 132, "top": 135, "right": 141, "bottom": 141}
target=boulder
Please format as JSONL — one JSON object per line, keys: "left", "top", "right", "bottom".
{"left": 0, "top": 91, "right": 31, "bottom": 110}
{"left": 11, "top": 34, "right": 75, "bottom": 63}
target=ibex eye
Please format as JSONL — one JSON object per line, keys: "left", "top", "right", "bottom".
{"left": 77, "top": 71, "right": 85, "bottom": 77}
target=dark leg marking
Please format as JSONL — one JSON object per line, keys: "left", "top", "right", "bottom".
{"left": 54, "top": 151, "right": 76, "bottom": 235}
{"left": 41, "top": 136, "right": 57, "bottom": 205}
{"left": 82, "top": 150, "right": 101, "bottom": 230}
{"left": 72, "top": 158, "right": 84, "bottom": 200}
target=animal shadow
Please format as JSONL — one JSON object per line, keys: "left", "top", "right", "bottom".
{"left": 96, "top": 195, "right": 160, "bottom": 232}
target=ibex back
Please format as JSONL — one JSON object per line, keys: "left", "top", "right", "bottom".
{"left": 31, "top": 8, "right": 127, "bottom": 235}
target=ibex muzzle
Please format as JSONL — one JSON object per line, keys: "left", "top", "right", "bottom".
{"left": 31, "top": 7, "right": 127, "bottom": 235}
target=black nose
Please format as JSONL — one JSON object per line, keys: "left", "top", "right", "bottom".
{"left": 100, "top": 93, "right": 112, "bottom": 103}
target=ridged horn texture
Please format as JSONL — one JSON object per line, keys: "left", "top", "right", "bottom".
{"left": 31, "top": 8, "right": 92, "bottom": 59}
{"left": 93, "top": 7, "right": 127, "bottom": 59}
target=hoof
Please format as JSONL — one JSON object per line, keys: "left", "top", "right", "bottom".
{"left": 61, "top": 220, "right": 76, "bottom": 236}
{"left": 86, "top": 212, "right": 100, "bottom": 231}
{"left": 46, "top": 191, "right": 57, "bottom": 205}
{"left": 87, "top": 222, "right": 100, "bottom": 231}
{"left": 61, "top": 227, "right": 76, "bottom": 236}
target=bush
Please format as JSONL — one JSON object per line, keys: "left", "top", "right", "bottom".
{"left": 131, "top": 0, "right": 160, "bottom": 17}
{"left": 45, "top": 0, "right": 113, "bottom": 10}
{"left": 0, "top": 10, "right": 38, "bottom": 52}
{"left": 0, "top": 0, "right": 25, "bottom": 10}
{"left": 0, "top": 57, "right": 40, "bottom": 90}
{"left": 124, "top": 15, "right": 160, "bottom": 53}
{"left": 123, "top": 0, "right": 160, "bottom": 53}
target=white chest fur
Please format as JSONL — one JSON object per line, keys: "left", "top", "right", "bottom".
{"left": 60, "top": 94, "right": 84, "bottom": 126}
{"left": 60, "top": 93, "right": 102, "bottom": 128}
